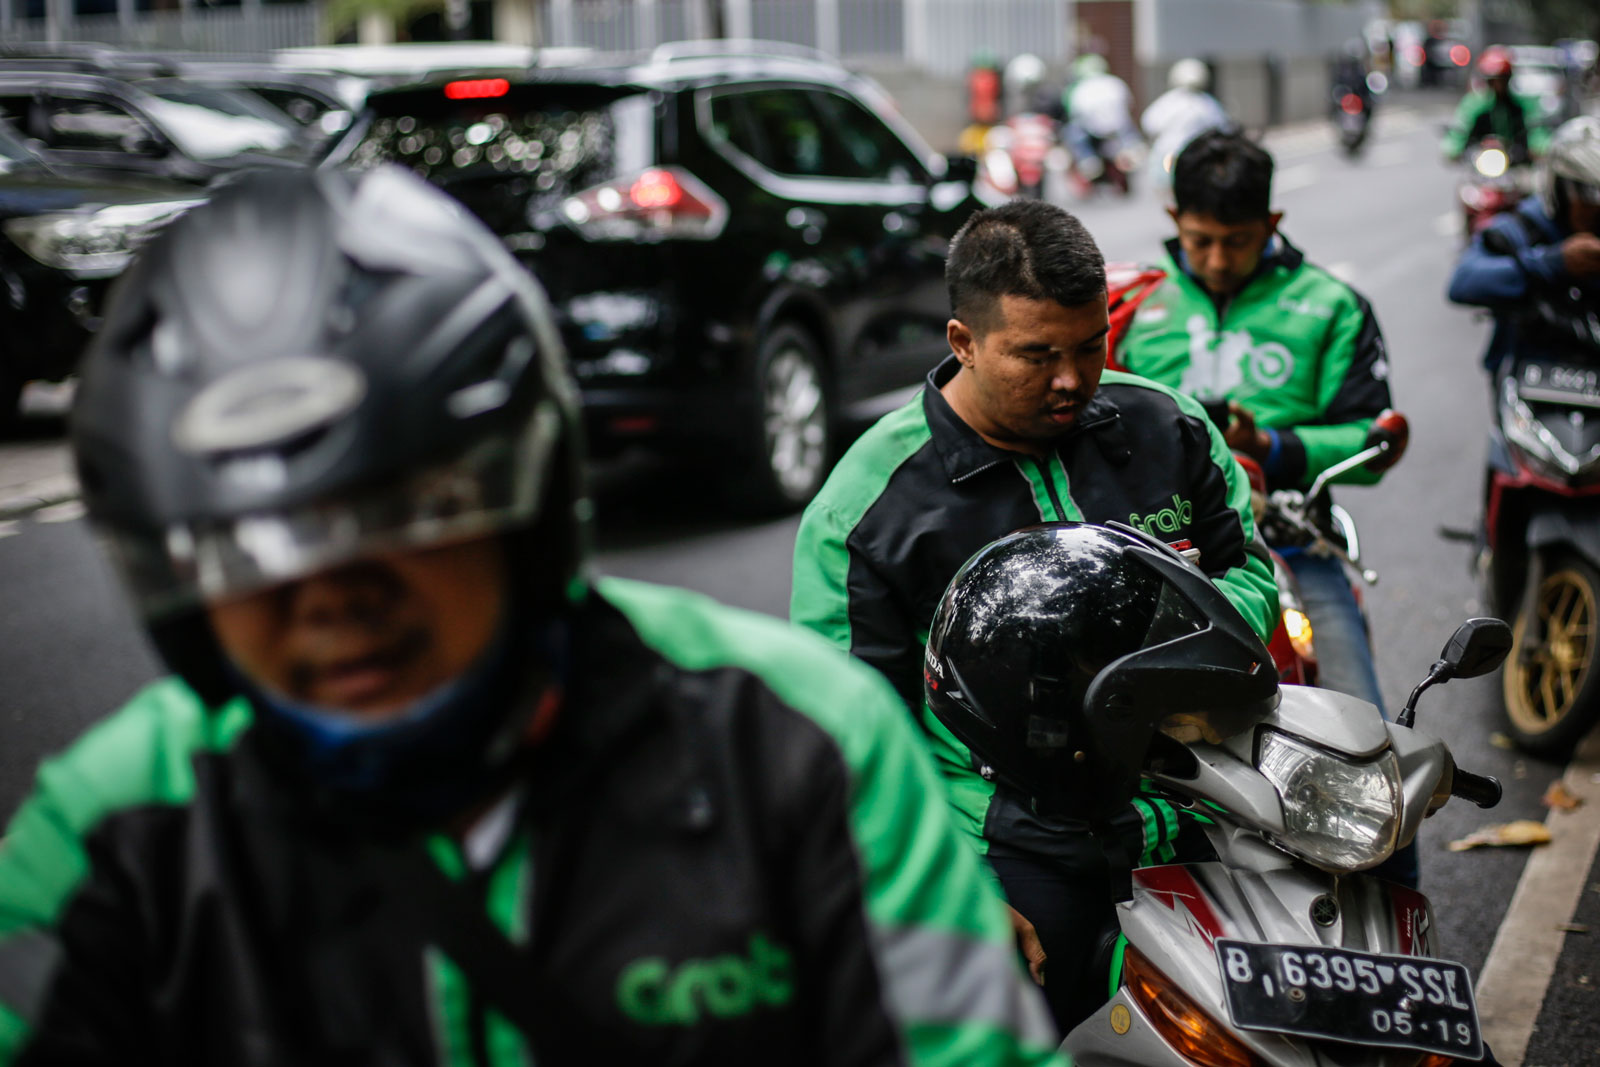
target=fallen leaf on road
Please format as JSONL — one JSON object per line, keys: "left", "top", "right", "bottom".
{"left": 1559, "top": 923, "right": 1590, "bottom": 934}
{"left": 1490, "top": 733, "right": 1516, "bottom": 750}
{"left": 1448, "top": 820, "right": 1553, "bottom": 851}
{"left": 1544, "top": 780, "right": 1584, "bottom": 812}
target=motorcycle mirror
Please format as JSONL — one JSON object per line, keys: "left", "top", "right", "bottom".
{"left": 1363, "top": 410, "right": 1410, "bottom": 473}
{"left": 942, "top": 155, "right": 979, "bottom": 184}
{"left": 1438, "top": 616, "right": 1513, "bottom": 680}
{"left": 1397, "top": 617, "right": 1513, "bottom": 727}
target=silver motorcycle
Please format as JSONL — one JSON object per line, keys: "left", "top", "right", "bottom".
{"left": 1063, "top": 617, "right": 1509, "bottom": 1066}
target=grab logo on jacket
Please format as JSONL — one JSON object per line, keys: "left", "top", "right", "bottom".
{"left": 1180, "top": 314, "right": 1295, "bottom": 397}
{"left": 616, "top": 933, "right": 795, "bottom": 1025}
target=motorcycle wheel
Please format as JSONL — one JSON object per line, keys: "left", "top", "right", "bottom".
{"left": 1503, "top": 554, "right": 1600, "bottom": 759}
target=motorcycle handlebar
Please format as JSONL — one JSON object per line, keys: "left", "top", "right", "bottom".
{"left": 1450, "top": 765, "right": 1503, "bottom": 809}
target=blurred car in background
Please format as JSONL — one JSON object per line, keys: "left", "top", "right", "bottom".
{"left": 323, "top": 42, "right": 982, "bottom": 510}
{"left": 0, "top": 119, "right": 201, "bottom": 427}
{"left": 0, "top": 68, "right": 309, "bottom": 184}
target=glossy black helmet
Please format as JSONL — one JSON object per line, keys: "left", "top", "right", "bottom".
{"left": 925, "top": 522, "right": 1278, "bottom": 820}
{"left": 72, "top": 166, "right": 587, "bottom": 823}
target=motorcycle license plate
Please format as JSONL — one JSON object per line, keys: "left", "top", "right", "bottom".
{"left": 1519, "top": 361, "right": 1600, "bottom": 408}
{"left": 1215, "top": 940, "right": 1484, "bottom": 1060}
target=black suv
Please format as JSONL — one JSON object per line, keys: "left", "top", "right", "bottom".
{"left": 0, "top": 121, "right": 201, "bottom": 427}
{"left": 324, "top": 43, "right": 982, "bottom": 509}
{"left": 0, "top": 68, "right": 310, "bottom": 184}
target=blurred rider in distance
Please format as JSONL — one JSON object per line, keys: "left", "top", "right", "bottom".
{"left": 1141, "top": 58, "right": 1231, "bottom": 187}
{"left": 1442, "top": 46, "right": 1549, "bottom": 164}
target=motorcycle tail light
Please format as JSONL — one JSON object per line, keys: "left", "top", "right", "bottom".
{"left": 1340, "top": 93, "right": 1363, "bottom": 114}
{"left": 1123, "top": 947, "right": 1263, "bottom": 1067}
{"left": 1418, "top": 1056, "right": 1456, "bottom": 1067}
{"left": 1283, "top": 607, "right": 1315, "bottom": 659}
{"left": 560, "top": 166, "right": 728, "bottom": 242}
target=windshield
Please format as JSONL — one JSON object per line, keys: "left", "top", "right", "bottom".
{"left": 143, "top": 82, "right": 300, "bottom": 132}
{"left": 140, "top": 94, "right": 297, "bottom": 161}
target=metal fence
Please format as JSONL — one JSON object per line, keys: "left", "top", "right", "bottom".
{"left": 2, "top": 3, "right": 319, "bottom": 52}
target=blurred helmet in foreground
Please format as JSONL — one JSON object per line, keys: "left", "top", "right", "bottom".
{"left": 1539, "top": 116, "right": 1600, "bottom": 219}
{"left": 923, "top": 523, "right": 1278, "bottom": 822}
{"left": 1168, "top": 57, "right": 1210, "bottom": 92}
{"left": 72, "top": 166, "right": 588, "bottom": 823}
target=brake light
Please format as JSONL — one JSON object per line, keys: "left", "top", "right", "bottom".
{"left": 1451, "top": 44, "right": 1471, "bottom": 67}
{"left": 1122, "top": 947, "right": 1263, "bottom": 1067}
{"left": 444, "top": 78, "right": 510, "bottom": 100}
{"left": 1418, "top": 1056, "right": 1456, "bottom": 1067}
{"left": 561, "top": 166, "right": 728, "bottom": 241}
{"left": 1340, "top": 93, "right": 1364, "bottom": 115}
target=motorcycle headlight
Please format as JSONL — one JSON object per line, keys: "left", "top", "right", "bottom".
{"left": 3, "top": 199, "right": 203, "bottom": 277}
{"left": 1475, "top": 148, "right": 1508, "bottom": 178}
{"left": 1256, "top": 729, "right": 1400, "bottom": 872}
{"left": 1502, "top": 377, "right": 1600, "bottom": 477}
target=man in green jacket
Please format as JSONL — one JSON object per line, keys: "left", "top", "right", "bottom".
{"left": 1442, "top": 46, "right": 1549, "bottom": 164}
{"left": 1118, "top": 129, "right": 1416, "bottom": 887}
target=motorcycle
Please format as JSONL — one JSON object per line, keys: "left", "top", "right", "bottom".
{"left": 1333, "top": 87, "right": 1373, "bottom": 156}
{"left": 1482, "top": 293, "right": 1600, "bottom": 757}
{"left": 1457, "top": 136, "right": 1530, "bottom": 240}
{"left": 976, "top": 112, "right": 1066, "bottom": 201}
{"left": 1067, "top": 127, "right": 1142, "bottom": 197}
{"left": 1063, "top": 615, "right": 1510, "bottom": 1066}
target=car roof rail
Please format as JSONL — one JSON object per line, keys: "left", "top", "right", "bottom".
{"left": 647, "top": 38, "right": 839, "bottom": 68}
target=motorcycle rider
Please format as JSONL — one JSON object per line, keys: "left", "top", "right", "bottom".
{"left": 1442, "top": 46, "right": 1549, "bottom": 165}
{"left": 1447, "top": 115, "right": 1600, "bottom": 373}
{"left": 790, "top": 196, "right": 1278, "bottom": 1033}
{"left": 1061, "top": 53, "right": 1139, "bottom": 186}
{"left": 1141, "top": 57, "right": 1231, "bottom": 185}
{"left": 0, "top": 168, "right": 1064, "bottom": 1066}
{"left": 1115, "top": 130, "right": 1416, "bottom": 888}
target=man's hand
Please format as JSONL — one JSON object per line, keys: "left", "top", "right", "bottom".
{"left": 1224, "top": 402, "right": 1272, "bottom": 462}
{"left": 1006, "top": 904, "right": 1047, "bottom": 986}
{"left": 1561, "top": 232, "right": 1600, "bottom": 279}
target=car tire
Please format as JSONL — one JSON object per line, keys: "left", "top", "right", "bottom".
{"left": 0, "top": 368, "right": 23, "bottom": 438}
{"left": 732, "top": 322, "right": 833, "bottom": 514}
{"left": 1503, "top": 553, "right": 1600, "bottom": 759}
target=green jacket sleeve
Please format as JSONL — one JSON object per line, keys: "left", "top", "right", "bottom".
{"left": 805, "top": 666, "right": 1067, "bottom": 1066}
{"left": 1272, "top": 289, "right": 1393, "bottom": 489}
{"left": 1519, "top": 93, "right": 1551, "bottom": 155}
{"left": 1441, "top": 92, "right": 1484, "bottom": 159}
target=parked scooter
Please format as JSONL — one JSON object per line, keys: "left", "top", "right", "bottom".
{"left": 976, "top": 112, "right": 1065, "bottom": 200}
{"left": 1063, "top": 616, "right": 1509, "bottom": 1066}
{"left": 1482, "top": 292, "right": 1600, "bottom": 757}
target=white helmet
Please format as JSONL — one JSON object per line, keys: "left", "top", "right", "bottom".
{"left": 1539, "top": 116, "right": 1600, "bottom": 218}
{"left": 1004, "top": 53, "right": 1047, "bottom": 93}
{"left": 1168, "top": 57, "right": 1209, "bottom": 92}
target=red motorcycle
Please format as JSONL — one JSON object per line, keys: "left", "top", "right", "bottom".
{"left": 1458, "top": 136, "right": 1530, "bottom": 239}
{"left": 976, "top": 112, "right": 1062, "bottom": 200}
{"left": 1484, "top": 295, "right": 1600, "bottom": 757}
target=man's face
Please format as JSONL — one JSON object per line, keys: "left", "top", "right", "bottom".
{"left": 207, "top": 536, "right": 507, "bottom": 718}
{"left": 1169, "top": 208, "right": 1282, "bottom": 298}
{"left": 947, "top": 292, "right": 1109, "bottom": 446}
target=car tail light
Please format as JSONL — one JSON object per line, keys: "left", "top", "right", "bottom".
{"left": 1122, "top": 947, "right": 1263, "bottom": 1067}
{"left": 444, "top": 78, "right": 511, "bottom": 100}
{"left": 560, "top": 166, "right": 728, "bottom": 241}
{"left": 1451, "top": 44, "right": 1471, "bottom": 67}
{"left": 1340, "top": 93, "right": 1364, "bottom": 115}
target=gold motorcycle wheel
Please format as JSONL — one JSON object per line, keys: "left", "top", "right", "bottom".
{"left": 1504, "top": 558, "right": 1600, "bottom": 759}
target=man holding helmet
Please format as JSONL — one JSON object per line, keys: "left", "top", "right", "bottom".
{"left": 0, "top": 168, "right": 1063, "bottom": 1066}
{"left": 1449, "top": 115, "right": 1600, "bottom": 371}
{"left": 1442, "top": 46, "right": 1549, "bottom": 164}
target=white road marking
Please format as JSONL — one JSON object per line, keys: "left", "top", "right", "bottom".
{"left": 0, "top": 520, "right": 18, "bottom": 540}
{"left": 1434, "top": 211, "right": 1461, "bottom": 238}
{"left": 1474, "top": 735, "right": 1600, "bottom": 1065}
{"left": 33, "top": 500, "right": 86, "bottom": 524}
{"left": 1275, "top": 163, "right": 1318, "bottom": 192}
{"left": 1326, "top": 261, "right": 1358, "bottom": 283}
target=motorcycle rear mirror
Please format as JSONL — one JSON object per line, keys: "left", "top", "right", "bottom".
{"left": 1363, "top": 410, "right": 1409, "bottom": 473}
{"left": 1438, "top": 616, "right": 1513, "bottom": 680}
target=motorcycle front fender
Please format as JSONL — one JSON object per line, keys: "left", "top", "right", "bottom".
{"left": 1525, "top": 503, "right": 1600, "bottom": 572}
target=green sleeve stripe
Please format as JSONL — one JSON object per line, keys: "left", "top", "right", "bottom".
{"left": 485, "top": 832, "right": 533, "bottom": 946}
{"left": 902, "top": 1021, "right": 1069, "bottom": 1066}
{"left": 789, "top": 395, "right": 932, "bottom": 649}
{"left": 0, "top": 679, "right": 252, "bottom": 939}
{"left": 1016, "top": 458, "right": 1059, "bottom": 521}
{"left": 485, "top": 1009, "right": 533, "bottom": 1067}
{"left": 1297, "top": 420, "right": 1379, "bottom": 487}
{"left": 425, "top": 836, "right": 468, "bottom": 882}
{"left": 425, "top": 947, "right": 479, "bottom": 1067}
{"left": 916, "top": 700, "right": 997, "bottom": 857}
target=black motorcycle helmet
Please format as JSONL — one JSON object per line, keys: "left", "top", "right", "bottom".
{"left": 72, "top": 165, "right": 588, "bottom": 827}
{"left": 925, "top": 522, "right": 1278, "bottom": 821}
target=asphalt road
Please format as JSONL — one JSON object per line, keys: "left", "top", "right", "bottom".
{"left": 2, "top": 91, "right": 1596, "bottom": 1062}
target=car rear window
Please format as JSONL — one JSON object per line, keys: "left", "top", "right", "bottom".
{"left": 337, "top": 83, "right": 655, "bottom": 234}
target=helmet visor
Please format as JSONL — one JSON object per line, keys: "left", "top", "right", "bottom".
{"left": 103, "top": 402, "right": 564, "bottom": 618}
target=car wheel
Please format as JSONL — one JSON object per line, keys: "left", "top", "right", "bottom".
{"left": 735, "top": 322, "right": 832, "bottom": 513}
{"left": 1503, "top": 554, "right": 1600, "bottom": 759}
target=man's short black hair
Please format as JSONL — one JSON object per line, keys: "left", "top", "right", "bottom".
{"left": 1173, "top": 130, "right": 1274, "bottom": 223}
{"left": 946, "top": 199, "right": 1106, "bottom": 336}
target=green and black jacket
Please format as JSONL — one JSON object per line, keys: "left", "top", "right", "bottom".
{"left": 0, "top": 578, "right": 1063, "bottom": 1067}
{"left": 1119, "top": 237, "right": 1394, "bottom": 491}
{"left": 790, "top": 357, "right": 1275, "bottom": 863}
{"left": 1440, "top": 88, "right": 1549, "bottom": 162}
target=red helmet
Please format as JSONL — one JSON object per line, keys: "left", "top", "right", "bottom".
{"left": 1478, "top": 46, "right": 1513, "bottom": 79}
